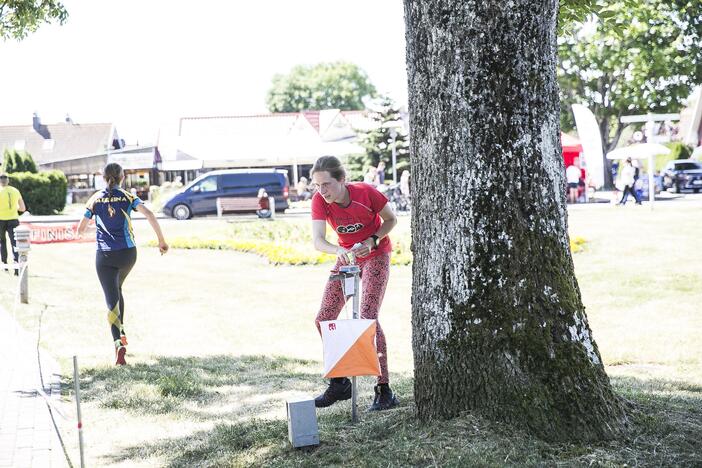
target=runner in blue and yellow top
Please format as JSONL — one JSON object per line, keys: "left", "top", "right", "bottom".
{"left": 77, "top": 163, "right": 168, "bottom": 365}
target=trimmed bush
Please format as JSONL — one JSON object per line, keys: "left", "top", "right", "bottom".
{"left": 656, "top": 142, "right": 694, "bottom": 171}
{"left": 9, "top": 171, "right": 67, "bottom": 215}
{"left": 2, "top": 149, "right": 37, "bottom": 173}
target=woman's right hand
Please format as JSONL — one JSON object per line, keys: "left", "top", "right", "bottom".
{"left": 336, "top": 246, "right": 349, "bottom": 265}
{"left": 159, "top": 240, "right": 169, "bottom": 255}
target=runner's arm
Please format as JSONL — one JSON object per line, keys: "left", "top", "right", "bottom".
{"left": 374, "top": 203, "right": 397, "bottom": 240}
{"left": 135, "top": 204, "right": 169, "bottom": 254}
{"left": 353, "top": 204, "right": 398, "bottom": 257}
{"left": 18, "top": 197, "right": 26, "bottom": 213}
{"left": 76, "top": 215, "right": 89, "bottom": 236}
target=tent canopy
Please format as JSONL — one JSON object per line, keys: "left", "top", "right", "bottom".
{"left": 606, "top": 143, "right": 671, "bottom": 160}
{"left": 561, "top": 132, "right": 582, "bottom": 153}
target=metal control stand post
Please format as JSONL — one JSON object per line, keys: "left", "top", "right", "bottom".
{"left": 338, "top": 261, "right": 361, "bottom": 423}
{"left": 14, "top": 225, "right": 31, "bottom": 304}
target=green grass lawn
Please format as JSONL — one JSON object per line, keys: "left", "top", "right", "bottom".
{"left": 1, "top": 205, "right": 701, "bottom": 467}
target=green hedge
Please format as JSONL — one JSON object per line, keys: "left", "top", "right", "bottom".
{"left": 2, "top": 149, "right": 37, "bottom": 173}
{"left": 9, "top": 171, "right": 67, "bottom": 215}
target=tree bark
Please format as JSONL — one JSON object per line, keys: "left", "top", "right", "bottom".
{"left": 404, "top": 0, "right": 628, "bottom": 441}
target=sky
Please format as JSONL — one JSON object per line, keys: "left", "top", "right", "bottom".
{"left": 1, "top": 0, "right": 409, "bottom": 145}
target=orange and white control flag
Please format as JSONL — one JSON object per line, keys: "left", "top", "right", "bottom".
{"left": 320, "top": 319, "right": 381, "bottom": 378}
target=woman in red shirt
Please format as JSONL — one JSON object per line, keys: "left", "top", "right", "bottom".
{"left": 310, "top": 155, "right": 399, "bottom": 411}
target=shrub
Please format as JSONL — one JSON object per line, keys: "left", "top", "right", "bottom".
{"left": 147, "top": 238, "right": 336, "bottom": 265}
{"left": 656, "top": 142, "right": 693, "bottom": 171}
{"left": 2, "top": 149, "right": 37, "bottom": 173}
{"left": 668, "top": 142, "right": 692, "bottom": 160}
{"left": 9, "top": 170, "right": 67, "bottom": 215}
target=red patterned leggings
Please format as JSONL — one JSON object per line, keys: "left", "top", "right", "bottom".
{"left": 315, "top": 253, "right": 391, "bottom": 384}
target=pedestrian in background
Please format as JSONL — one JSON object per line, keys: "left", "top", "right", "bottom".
{"left": 566, "top": 160, "right": 581, "bottom": 204}
{"left": 0, "top": 173, "right": 26, "bottom": 275}
{"left": 376, "top": 161, "right": 386, "bottom": 185}
{"left": 364, "top": 166, "right": 378, "bottom": 186}
{"left": 618, "top": 158, "right": 641, "bottom": 205}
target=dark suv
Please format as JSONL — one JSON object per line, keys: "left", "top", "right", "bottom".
{"left": 163, "top": 169, "right": 290, "bottom": 220}
{"left": 662, "top": 160, "right": 702, "bottom": 193}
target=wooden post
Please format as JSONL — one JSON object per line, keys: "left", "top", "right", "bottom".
{"left": 73, "top": 356, "right": 86, "bottom": 468}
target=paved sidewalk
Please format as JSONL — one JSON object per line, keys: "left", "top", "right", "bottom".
{"left": 0, "top": 304, "right": 68, "bottom": 468}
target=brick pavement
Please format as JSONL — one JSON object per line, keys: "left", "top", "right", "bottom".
{"left": 0, "top": 304, "right": 68, "bottom": 468}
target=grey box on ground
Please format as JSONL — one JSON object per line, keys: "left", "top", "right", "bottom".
{"left": 286, "top": 399, "right": 319, "bottom": 448}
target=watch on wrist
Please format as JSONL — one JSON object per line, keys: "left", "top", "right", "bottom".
{"left": 370, "top": 235, "right": 379, "bottom": 249}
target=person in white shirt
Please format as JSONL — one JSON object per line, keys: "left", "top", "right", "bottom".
{"left": 619, "top": 158, "right": 641, "bottom": 205}
{"left": 566, "top": 162, "right": 582, "bottom": 204}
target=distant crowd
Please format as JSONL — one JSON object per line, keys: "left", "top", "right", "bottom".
{"left": 565, "top": 157, "right": 664, "bottom": 205}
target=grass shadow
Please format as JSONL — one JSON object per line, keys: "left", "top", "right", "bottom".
{"left": 91, "top": 369, "right": 702, "bottom": 467}
{"left": 64, "top": 354, "right": 325, "bottom": 419}
{"left": 104, "top": 373, "right": 415, "bottom": 468}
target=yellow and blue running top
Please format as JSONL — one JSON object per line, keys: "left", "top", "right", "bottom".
{"left": 84, "top": 188, "right": 142, "bottom": 251}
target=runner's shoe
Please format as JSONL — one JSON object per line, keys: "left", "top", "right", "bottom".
{"left": 120, "top": 334, "right": 128, "bottom": 346}
{"left": 314, "top": 378, "right": 351, "bottom": 408}
{"left": 368, "top": 384, "right": 399, "bottom": 411}
{"left": 115, "top": 346, "right": 127, "bottom": 366}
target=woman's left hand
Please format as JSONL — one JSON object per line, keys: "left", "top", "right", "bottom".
{"left": 352, "top": 238, "right": 374, "bottom": 258}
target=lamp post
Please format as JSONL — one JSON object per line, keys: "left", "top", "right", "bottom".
{"left": 389, "top": 127, "right": 398, "bottom": 184}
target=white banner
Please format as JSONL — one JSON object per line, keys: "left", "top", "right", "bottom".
{"left": 572, "top": 104, "right": 605, "bottom": 188}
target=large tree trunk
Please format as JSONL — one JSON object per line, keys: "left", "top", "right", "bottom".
{"left": 404, "top": 0, "right": 628, "bottom": 441}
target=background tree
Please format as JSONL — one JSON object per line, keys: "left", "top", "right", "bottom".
{"left": 558, "top": 0, "right": 702, "bottom": 185}
{"left": 404, "top": 0, "right": 627, "bottom": 441}
{"left": 266, "top": 61, "right": 377, "bottom": 112}
{"left": 2, "top": 149, "right": 37, "bottom": 173}
{"left": 346, "top": 96, "right": 409, "bottom": 182}
{"left": 0, "top": 0, "right": 68, "bottom": 40}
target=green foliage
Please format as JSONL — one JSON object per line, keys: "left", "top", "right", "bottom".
{"left": 558, "top": 0, "right": 640, "bottom": 34}
{"left": 8, "top": 170, "right": 67, "bottom": 215}
{"left": 266, "top": 61, "right": 377, "bottom": 112}
{"left": 654, "top": 142, "right": 694, "bottom": 171}
{"left": 2, "top": 149, "right": 37, "bottom": 173}
{"left": 0, "top": 0, "right": 68, "bottom": 40}
{"left": 667, "top": 142, "right": 692, "bottom": 161}
{"left": 347, "top": 96, "right": 409, "bottom": 183}
{"left": 558, "top": 1, "right": 702, "bottom": 153}
{"left": 152, "top": 237, "right": 337, "bottom": 266}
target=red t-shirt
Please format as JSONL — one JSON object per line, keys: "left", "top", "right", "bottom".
{"left": 311, "top": 182, "right": 392, "bottom": 261}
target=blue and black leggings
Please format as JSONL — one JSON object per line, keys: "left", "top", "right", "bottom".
{"left": 96, "top": 248, "right": 137, "bottom": 347}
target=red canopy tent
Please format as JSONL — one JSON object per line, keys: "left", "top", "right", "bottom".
{"left": 562, "top": 132, "right": 586, "bottom": 180}
{"left": 561, "top": 132, "right": 583, "bottom": 167}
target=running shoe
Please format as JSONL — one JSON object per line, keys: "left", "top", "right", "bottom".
{"left": 115, "top": 346, "right": 127, "bottom": 366}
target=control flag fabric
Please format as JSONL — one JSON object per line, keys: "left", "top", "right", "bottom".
{"left": 320, "top": 319, "right": 380, "bottom": 378}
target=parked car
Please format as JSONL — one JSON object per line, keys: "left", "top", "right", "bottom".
{"left": 163, "top": 169, "right": 290, "bottom": 220}
{"left": 662, "top": 159, "right": 702, "bottom": 193}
